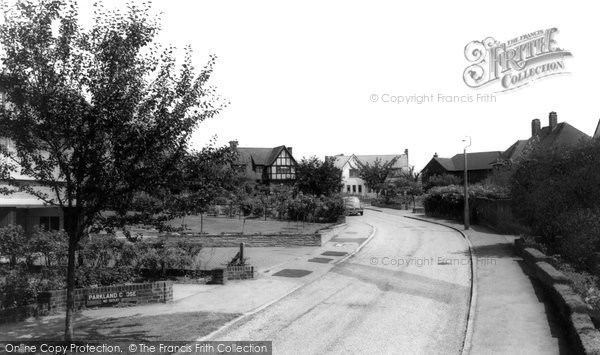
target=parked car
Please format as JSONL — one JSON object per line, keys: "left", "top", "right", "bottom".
{"left": 343, "top": 196, "right": 363, "bottom": 216}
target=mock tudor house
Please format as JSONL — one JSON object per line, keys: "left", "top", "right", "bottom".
{"left": 0, "top": 137, "right": 63, "bottom": 234}
{"left": 232, "top": 142, "right": 298, "bottom": 184}
{"left": 331, "top": 151, "right": 410, "bottom": 197}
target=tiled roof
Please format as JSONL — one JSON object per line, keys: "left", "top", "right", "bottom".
{"left": 499, "top": 121, "right": 591, "bottom": 162}
{"left": 236, "top": 146, "right": 292, "bottom": 166}
{"left": 535, "top": 122, "right": 589, "bottom": 148}
{"left": 432, "top": 157, "right": 455, "bottom": 171}
{"left": 426, "top": 151, "right": 501, "bottom": 172}
{"left": 498, "top": 140, "right": 528, "bottom": 161}
{"left": 450, "top": 151, "right": 501, "bottom": 171}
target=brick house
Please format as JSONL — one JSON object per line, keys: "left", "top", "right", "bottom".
{"left": 421, "top": 151, "right": 502, "bottom": 185}
{"left": 493, "top": 111, "right": 591, "bottom": 168}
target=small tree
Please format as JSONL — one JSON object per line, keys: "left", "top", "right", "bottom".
{"left": 295, "top": 156, "right": 342, "bottom": 196}
{"left": 357, "top": 157, "right": 399, "bottom": 197}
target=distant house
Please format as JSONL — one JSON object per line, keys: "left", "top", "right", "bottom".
{"left": 421, "top": 151, "right": 501, "bottom": 185}
{"left": 331, "top": 151, "right": 410, "bottom": 197}
{"left": 493, "top": 111, "right": 591, "bottom": 167}
{"left": 233, "top": 142, "right": 297, "bottom": 184}
{"left": 0, "top": 137, "right": 63, "bottom": 234}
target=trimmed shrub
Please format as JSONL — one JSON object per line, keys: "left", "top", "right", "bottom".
{"left": 423, "top": 184, "right": 509, "bottom": 220}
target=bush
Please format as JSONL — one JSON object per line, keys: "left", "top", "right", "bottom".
{"left": 424, "top": 174, "right": 462, "bottom": 191}
{"left": 555, "top": 208, "right": 600, "bottom": 267}
{"left": 511, "top": 140, "right": 600, "bottom": 238}
{"left": 27, "top": 227, "right": 68, "bottom": 268}
{"left": 0, "top": 267, "right": 37, "bottom": 308}
{"left": 423, "top": 184, "right": 509, "bottom": 219}
{"left": 0, "top": 225, "right": 27, "bottom": 267}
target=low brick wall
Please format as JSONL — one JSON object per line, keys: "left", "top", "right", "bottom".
{"left": 226, "top": 265, "right": 255, "bottom": 280}
{"left": 209, "top": 266, "right": 256, "bottom": 285}
{"left": 162, "top": 233, "right": 322, "bottom": 247}
{"left": 515, "top": 239, "right": 600, "bottom": 354}
{"left": 0, "top": 281, "right": 173, "bottom": 324}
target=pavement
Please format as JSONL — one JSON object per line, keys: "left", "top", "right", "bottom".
{"left": 395, "top": 210, "right": 571, "bottom": 354}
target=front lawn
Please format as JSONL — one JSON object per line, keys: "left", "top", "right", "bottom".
{"left": 165, "top": 215, "right": 330, "bottom": 235}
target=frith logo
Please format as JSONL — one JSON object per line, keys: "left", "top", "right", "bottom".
{"left": 463, "top": 28, "right": 572, "bottom": 92}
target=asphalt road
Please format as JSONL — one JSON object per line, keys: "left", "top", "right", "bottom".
{"left": 212, "top": 210, "right": 472, "bottom": 354}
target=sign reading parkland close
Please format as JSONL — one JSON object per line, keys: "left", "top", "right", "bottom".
{"left": 87, "top": 291, "right": 137, "bottom": 306}
{"left": 463, "top": 28, "right": 572, "bottom": 91}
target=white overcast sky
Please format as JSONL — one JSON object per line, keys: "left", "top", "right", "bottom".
{"left": 76, "top": 0, "right": 598, "bottom": 170}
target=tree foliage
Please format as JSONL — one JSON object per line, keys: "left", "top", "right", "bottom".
{"left": 511, "top": 140, "right": 600, "bottom": 238}
{"left": 295, "top": 156, "right": 342, "bottom": 196}
{"left": 356, "top": 157, "right": 399, "bottom": 196}
{"left": 0, "top": 0, "right": 227, "bottom": 339}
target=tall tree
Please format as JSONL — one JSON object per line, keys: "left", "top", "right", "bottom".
{"left": 295, "top": 156, "right": 343, "bottom": 196}
{"left": 357, "top": 157, "right": 399, "bottom": 196}
{"left": 0, "top": 0, "right": 226, "bottom": 340}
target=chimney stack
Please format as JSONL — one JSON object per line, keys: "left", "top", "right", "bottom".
{"left": 229, "top": 140, "right": 238, "bottom": 149}
{"left": 287, "top": 146, "right": 293, "bottom": 156}
{"left": 531, "top": 119, "right": 541, "bottom": 136}
{"left": 549, "top": 111, "right": 558, "bottom": 130}
{"left": 433, "top": 152, "right": 438, "bottom": 158}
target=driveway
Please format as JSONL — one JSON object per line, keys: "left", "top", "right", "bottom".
{"left": 209, "top": 209, "right": 472, "bottom": 354}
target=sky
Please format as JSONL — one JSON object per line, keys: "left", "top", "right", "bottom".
{"left": 76, "top": 0, "right": 599, "bottom": 170}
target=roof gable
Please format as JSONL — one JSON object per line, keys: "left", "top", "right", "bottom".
{"left": 237, "top": 145, "right": 296, "bottom": 167}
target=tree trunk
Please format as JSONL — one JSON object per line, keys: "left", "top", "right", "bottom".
{"left": 62, "top": 207, "right": 84, "bottom": 341}
{"left": 64, "top": 234, "right": 77, "bottom": 341}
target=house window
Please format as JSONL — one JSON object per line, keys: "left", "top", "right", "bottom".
{"left": 40, "top": 216, "right": 60, "bottom": 231}
{"left": 358, "top": 185, "right": 362, "bottom": 193}
{"left": 352, "top": 185, "right": 356, "bottom": 193}
{"left": 276, "top": 166, "right": 291, "bottom": 174}
{"left": 347, "top": 185, "right": 351, "bottom": 192}
{"left": 349, "top": 168, "right": 359, "bottom": 178}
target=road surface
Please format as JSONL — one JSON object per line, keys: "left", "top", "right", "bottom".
{"left": 212, "top": 210, "right": 472, "bottom": 354}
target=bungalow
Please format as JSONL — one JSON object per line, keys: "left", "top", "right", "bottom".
{"left": 421, "top": 151, "right": 502, "bottom": 185}
{"left": 232, "top": 142, "right": 298, "bottom": 184}
{"left": 331, "top": 151, "right": 410, "bottom": 197}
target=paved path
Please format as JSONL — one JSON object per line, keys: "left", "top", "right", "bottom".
{"left": 395, "top": 210, "right": 571, "bottom": 354}
{"left": 210, "top": 210, "right": 472, "bottom": 354}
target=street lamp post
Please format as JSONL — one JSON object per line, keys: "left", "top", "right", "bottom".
{"left": 462, "top": 136, "right": 471, "bottom": 230}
